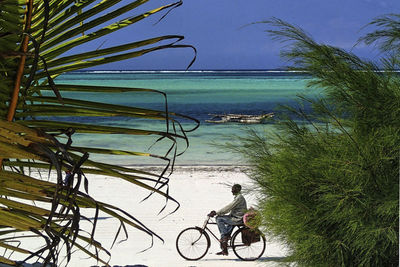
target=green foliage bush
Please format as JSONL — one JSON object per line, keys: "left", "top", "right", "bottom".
{"left": 240, "top": 16, "right": 399, "bottom": 266}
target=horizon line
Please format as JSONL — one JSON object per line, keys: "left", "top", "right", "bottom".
{"left": 68, "top": 68, "right": 400, "bottom": 74}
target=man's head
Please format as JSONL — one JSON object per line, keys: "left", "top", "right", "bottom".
{"left": 231, "top": 184, "right": 242, "bottom": 195}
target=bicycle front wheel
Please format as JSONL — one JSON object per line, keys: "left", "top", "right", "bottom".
{"left": 231, "top": 228, "right": 266, "bottom": 261}
{"left": 176, "top": 227, "right": 210, "bottom": 261}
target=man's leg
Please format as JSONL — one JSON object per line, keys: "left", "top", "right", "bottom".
{"left": 216, "top": 215, "right": 234, "bottom": 239}
{"left": 215, "top": 215, "right": 235, "bottom": 256}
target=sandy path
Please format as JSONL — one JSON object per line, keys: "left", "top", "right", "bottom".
{"left": 64, "top": 167, "right": 289, "bottom": 267}
{"left": 5, "top": 167, "right": 290, "bottom": 267}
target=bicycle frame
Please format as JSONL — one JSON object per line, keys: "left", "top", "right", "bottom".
{"left": 197, "top": 216, "right": 240, "bottom": 247}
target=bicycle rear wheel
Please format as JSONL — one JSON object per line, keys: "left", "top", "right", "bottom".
{"left": 176, "top": 227, "right": 210, "bottom": 260}
{"left": 231, "top": 228, "right": 266, "bottom": 261}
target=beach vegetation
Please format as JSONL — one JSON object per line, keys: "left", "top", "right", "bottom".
{"left": 236, "top": 16, "right": 399, "bottom": 266}
{"left": 0, "top": 0, "right": 197, "bottom": 266}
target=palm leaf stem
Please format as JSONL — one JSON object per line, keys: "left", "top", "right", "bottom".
{"left": 6, "top": 0, "right": 33, "bottom": 122}
{"left": 23, "top": 93, "right": 200, "bottom": 131}
{"left": 0, "top": 241, "right": 31, "bottom": 254}
{"left": 36, "top": 43, "right": 194, "bottom": 78}
{"left": 70, "top": 241, "right": 110, "bottom": 266}
{"left": 21, "top": 96, "right": 168, "bottom": 117}
{"left": 1, "top": 0, "right": 34, "bottom": 169}
{"left": 42, "top": 35, "right": 184, "bottom": 69}
{"left": 35, "top": 84, "right": 166, "bottom": 92}
{"left": 17, "top": 120, "right": 185, "bottom": 140}
{"left": 2, "top": 161, "right": 161, "bottom": 179}
{"left": 0, "top": 255, "right": 16, "bottom": 266}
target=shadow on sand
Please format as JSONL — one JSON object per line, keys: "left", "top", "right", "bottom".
{"left": 201, "top": 256, "right": 288, "bottom": 262}
{"left": 92, "top": 265, "right": 148, "bottom": 267}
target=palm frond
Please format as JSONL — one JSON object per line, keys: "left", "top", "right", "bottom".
{"left": 0, "top": 0, "right": 197, "bottom": 265}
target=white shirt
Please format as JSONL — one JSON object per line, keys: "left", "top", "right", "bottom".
{"left": 217, "top": 193, "right": 247, "bottom": 221}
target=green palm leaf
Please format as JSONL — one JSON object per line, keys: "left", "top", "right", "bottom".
{"left": 0, "top": 0, "right": 197, "bottom": 265}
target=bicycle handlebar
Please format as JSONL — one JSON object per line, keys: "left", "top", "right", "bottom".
{"left": 202, "top": 215, "right": 214, "bottom": 229}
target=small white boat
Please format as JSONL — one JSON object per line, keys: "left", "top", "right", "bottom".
{"left": 205, "top": 113, "right": 274, "bottom": 124}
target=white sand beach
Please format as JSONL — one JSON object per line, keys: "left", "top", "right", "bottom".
{"left": 59, "top": 166, "right": 290, "bottom": 267}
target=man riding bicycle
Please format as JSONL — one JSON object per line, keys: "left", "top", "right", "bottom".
{"left": 208, "top": 184, "right": 247, "bottom": 256}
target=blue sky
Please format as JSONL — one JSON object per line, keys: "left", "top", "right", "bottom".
{"left": 91, "top": 0, "right": 400, "bottom": 70}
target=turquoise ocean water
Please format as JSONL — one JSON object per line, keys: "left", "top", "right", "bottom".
{"left": 54, "top": 70, "right": 314, "bottom": 166}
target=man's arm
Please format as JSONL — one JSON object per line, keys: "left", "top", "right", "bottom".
{"left": 216, "top": 195, "right": 241, "bottom": 215}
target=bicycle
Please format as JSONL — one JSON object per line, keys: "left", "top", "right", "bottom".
{"left": 176, "top": 215, "right": 266, "bottom": 261}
